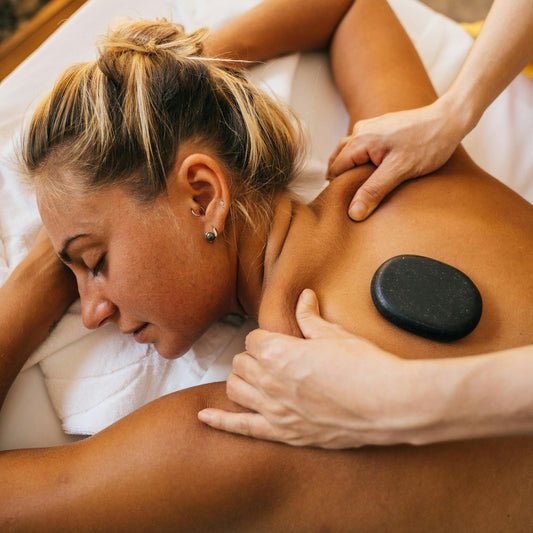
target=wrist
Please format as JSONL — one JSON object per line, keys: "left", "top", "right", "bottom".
{"left": 396, "top": 354, "right": 520, "bottom": 446}
{"left": 344, "top": 356, "right": 435, "bottom": 446}
{"left": 439, "top": 81, "right": 485, "bottom": 137}
{"left": 375, "top": 358, "right": 475, "bottom": 446}
{"left": 379, "top": 359, "right": 446, "bottom": 445}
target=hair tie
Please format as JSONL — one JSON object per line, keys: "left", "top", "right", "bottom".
{"left": 145, "top": 39, "right": 158, "bottom": 53}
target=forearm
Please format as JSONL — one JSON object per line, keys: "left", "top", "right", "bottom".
{"left": 0, "top": 238, "right": 76, "bottom": 407}
{"left": 442, "top": 0, "right": 533, "bottom": 133}
{"left": 405, "top": 345, "right": 533, "bottom": 444}
{"left": 205, "top": 0, "right": 353, "bottom": 63}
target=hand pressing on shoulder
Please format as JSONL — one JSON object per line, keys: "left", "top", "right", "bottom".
{"left": 198, "top": 289, "right": 415, "bottom": 448}
{"left": 327, "top": 97, "right": 469, "bottom": 221}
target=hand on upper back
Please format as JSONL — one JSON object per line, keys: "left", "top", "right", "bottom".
{"left": 327, "top": 100, "right": 466, "bottom": 221}
{"left": 198, "top": 289, "right": 409, "bottom": 448}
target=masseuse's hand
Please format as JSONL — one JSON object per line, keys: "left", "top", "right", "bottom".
{"left": 327, "top": 98, "right": 467, "bottom": 221}
{"left": 198, "top": 289, "right": 411, "bottom": 448}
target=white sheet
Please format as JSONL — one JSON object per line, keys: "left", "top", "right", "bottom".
{"left": 0, "top": 0, "right": 531, "bottom": 448}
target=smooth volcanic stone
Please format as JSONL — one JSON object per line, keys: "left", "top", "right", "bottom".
{"left": 371, "top": 255, "right": 483, "bottom": 341}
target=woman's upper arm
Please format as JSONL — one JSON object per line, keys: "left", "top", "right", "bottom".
{"left": 0, "top": 383, "right": 284, "bottom": 532}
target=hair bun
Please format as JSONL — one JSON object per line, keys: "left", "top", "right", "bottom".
{"left": 103, "top": 18, "right": 207, "bottom": 56}
{"left": 97, "top": 18, "right": 209, "bottom": 86}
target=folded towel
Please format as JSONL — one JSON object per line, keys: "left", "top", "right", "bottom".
{"left": 38, "top": 307, "right": 256, "bottom": 434}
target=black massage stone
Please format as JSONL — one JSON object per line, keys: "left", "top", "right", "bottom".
{"left": 371, "top": 255, "right": 482, "bottom": 341}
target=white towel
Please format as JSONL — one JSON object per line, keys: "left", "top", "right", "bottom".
{"left": 37, "top": 310, "right": 256, "bottom": 434}
{"left": 0, "top": 0, "right": 532, "bottom": 436}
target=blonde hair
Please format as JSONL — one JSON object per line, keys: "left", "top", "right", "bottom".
{"left": 22, "top": 18, "right": 302, "bottom": 227}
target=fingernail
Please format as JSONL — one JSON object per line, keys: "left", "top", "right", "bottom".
{"left": 349, "top": 200, "right": 367, "bottom": 221}
{"left": 198, "top": 410, "right": 211, "bottom": 423}
{"left": 300, "top": 288, "right": 315, "bottom": 305}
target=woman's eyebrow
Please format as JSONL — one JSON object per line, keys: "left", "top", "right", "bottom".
{"left": 59, "top": 233, "right": 90, "bottom": 263}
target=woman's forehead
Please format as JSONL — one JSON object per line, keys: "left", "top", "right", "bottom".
{"left": 37, "top": 186, "right": 120, "bottom": 238}
{"left": 38, "top": 183, "right": 170, "bottom": 244}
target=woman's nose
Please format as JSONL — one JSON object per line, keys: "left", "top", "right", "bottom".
{"left": 80, "top": 287, "right": 116, "bottom": 330}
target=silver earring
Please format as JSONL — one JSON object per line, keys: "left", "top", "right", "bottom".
{"left": 219, "top": 200, "right": 225, "bottom": 207}
{"left": 191, "top": 206, "right": 206, "bottom": 217}
{"left": 205, "top": 227, "right": 218, "bottom": 243}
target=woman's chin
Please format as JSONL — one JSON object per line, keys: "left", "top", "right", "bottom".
{"left": 153, "top": 340, "right": 191, "bottom": 360}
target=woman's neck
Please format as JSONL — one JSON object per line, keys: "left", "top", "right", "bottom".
{"left": 235, "top": 192, "right": 294, "bottom": 318}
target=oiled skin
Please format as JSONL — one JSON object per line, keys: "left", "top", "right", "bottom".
{"left": 1, "top": 0, "right": 532, "bottom": 531}
{"left": 2, "top": 382, "right": 532, "bottom": 532}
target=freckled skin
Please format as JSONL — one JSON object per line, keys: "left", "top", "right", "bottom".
{"left": 40, "top": 170, "right": 240, "bottom": 359}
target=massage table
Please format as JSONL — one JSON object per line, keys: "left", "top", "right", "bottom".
{"left": 0, "top": 0, "right": 532, "bottom": 450}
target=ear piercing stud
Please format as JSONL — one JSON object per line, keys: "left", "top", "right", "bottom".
{"left": 205, "top": 228, "right": 218, "bottom": 243}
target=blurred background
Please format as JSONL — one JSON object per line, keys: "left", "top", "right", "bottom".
{"left": 421, "top": 0, "right": 493, "bottom": 22}
{"left": 1, "top": 0, "right": 50, "bottom": 43}
{"left": 0, "top": 0, "right": 495, "bottom": 82}
{"left": 0, "top": 0, "right": 495, "bottom": 45}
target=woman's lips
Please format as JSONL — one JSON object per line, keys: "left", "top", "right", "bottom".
{"left": 133, "top": 323, "right": 149, "bottom": 343}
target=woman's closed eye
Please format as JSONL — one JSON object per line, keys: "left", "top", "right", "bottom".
{"left": 91, "top": 254, "right": 106, "bottom": 277}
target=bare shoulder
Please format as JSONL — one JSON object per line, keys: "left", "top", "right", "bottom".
{"left": 4, "top": 381, "right": 533, "bottom": 530}
{"left": 260, "top": 153, "right": 533, "bottom": 358}
{"left": 257, "top": 165, "right": 376, "bottom": 335}
{"left": 0, "top": 383, "right": 293, "bottom": 531}
{"left": 330, "top": 154, "right": 533, "bottom": 357}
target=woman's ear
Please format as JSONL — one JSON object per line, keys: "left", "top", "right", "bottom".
{"left": 172, "top": 153, "right": 231, "bottom": 233}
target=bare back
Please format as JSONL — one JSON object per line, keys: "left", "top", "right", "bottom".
{"left": 259, "top": 0, "right": 533, "bottom": 359}
{"left": 260, "top": 149, "right": 533, "bottom": 360}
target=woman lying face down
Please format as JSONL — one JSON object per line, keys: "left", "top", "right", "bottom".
{"left": 26, "top": 15, "right": 533, "bottom": 365}
{"left": 27, "top": 19, "right": 302, "bottom": 359}
{"left": 6, "top": 0, "right": 533, "bottom": 529}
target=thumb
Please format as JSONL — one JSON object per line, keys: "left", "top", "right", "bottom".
{"left": 296, "top": 289, "right": 337, "bottom": 339}
{"left": 348, "top": 158, "right": 404, "bottom": 221}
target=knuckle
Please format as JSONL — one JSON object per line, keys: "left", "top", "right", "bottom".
{"left": 260, "top": 338, "right": 286, "bottom": 363}
{"left": 257, "top": 372, "right": 277, "bottom": 393}
{"left": 232, "top": 416, "right": 253, "bottom": 436}
{"left": 225, "top": 373, "right": 240, "bottom": 399}
{"left": 285, "top": 430, "right": 311, "bottom": 447}
{"left": 359, "top": 180, "right": 384, "bottom": 204}
{"left": 351, "top": 121, "right": 367, "bottom": 136}
{"left": 232, "top": 352, "right": 244, "bottom": 370}
{"left": 266, "top": 400, "right": 290, "bottom": 419}
{"left": 244, "top": 330, "right": 264, "bottom": 354}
